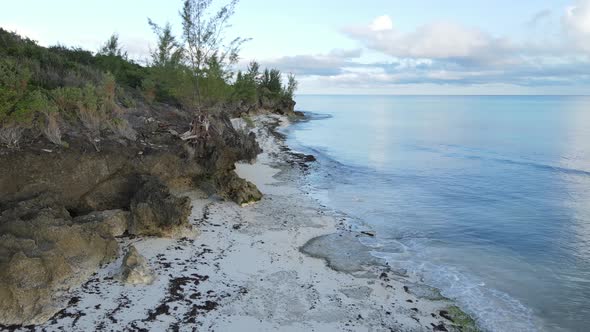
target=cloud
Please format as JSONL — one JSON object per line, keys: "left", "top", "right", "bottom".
{"left": 343, "top": 16, "right": 518, "bottom": 62}
{"left": 260, "top": 1, "right": 590, "bottom": 93}
{"left": 563, "top": 0, "right": 590, "bottom": 51}
{"left": 528, "top": 9, "right": 553, "bottom": 27}
{"left": 259, "top": 48, "right": 362, "bottom": 76}
{"left": 369, "top": 15, "right": 393, "bottom": 31}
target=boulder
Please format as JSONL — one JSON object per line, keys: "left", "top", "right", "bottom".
{"left": 215, "top": 170, "right": 263, "bottom": 206}
{"left": 0, "top": 202, "right": 118, "bottom": 326}
{"left": 129, "top": 177, "right": 192, "bottom": 237}
{"left": 73, "top": 209, "right": 130, "bottom": 237}
{"left": 119, "top": 246, "right": 155, "bottom": 285}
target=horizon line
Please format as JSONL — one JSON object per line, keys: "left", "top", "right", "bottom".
{"left": 295, "top": 94, "right": 590, "bottom": 97}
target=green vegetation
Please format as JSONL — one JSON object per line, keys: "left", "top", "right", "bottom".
{"left": 0, "top": 0, "right": 297, "bottom": 147}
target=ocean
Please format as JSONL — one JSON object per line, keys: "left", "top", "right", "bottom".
{"left": 286, "top": 95, "right": 590, "bottom": 332}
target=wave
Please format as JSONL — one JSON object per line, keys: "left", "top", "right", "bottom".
{"left": 455, "top": 154, "right": 590, "bottom": 177}
{"left": 370, "top": 246, "right": 542, "bottom": 332}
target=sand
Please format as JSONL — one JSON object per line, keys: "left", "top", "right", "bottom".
{"left": 27, "top": 115, "right": 471, "bottom": 332}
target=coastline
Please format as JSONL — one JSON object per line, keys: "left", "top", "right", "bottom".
{"left": 18, "top": 114, "right": 478, "bottom": 332}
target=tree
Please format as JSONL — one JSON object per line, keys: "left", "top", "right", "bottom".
{"left": 98, "top": 33, "right": 126, "bottom": 58}
{"left": 260, "top": 68, "right": 282, "bottom": 95}
{"left": 147, "top": 19, "right": 183, "bottom": 68}
{"left": 146, "top": 19, "right": 186, "bottom": 103}
{"left": 200, "top": 54, "right": 231, "bottom": 104}
{"left": 233, "top": 70, "right": 257, "bottom": 105}
{"left": 180, "top": 0, "right": 249, "bottom": 107}
{"left": 284, "top": 73, "right": 298, "bottom": 99}
{"left": 246, "top": 61, "right": 260, "bottom": 84}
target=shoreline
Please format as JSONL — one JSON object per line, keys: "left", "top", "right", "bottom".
{"left": 16, "top": 114, "right": 478, "bottom": 332}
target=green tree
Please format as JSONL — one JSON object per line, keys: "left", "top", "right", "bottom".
{"left": 180, "top": 0, "right": 249, "bottom": 107}
{"left": 260, "top": 68, "right": 282, "bottom": 95}
{"left": 247, "top": 61, "right": 260, "bottom": 84}
{"left": 98, "top": 33, "right": 127, "bottom": 58}
{"left": 200, "top": 54, "right": 231, "bottom": 105}
{"left": 146, "top": 20, "right": 185, "bottom": 103}
{"left": 284, "top": 73, "right": 298, "bottom": 99}
{"left": 147, "top": 20, "right": 183, "bottom": 67}
{"left": 232, "top": 70, "right": 257, "bottom": 105}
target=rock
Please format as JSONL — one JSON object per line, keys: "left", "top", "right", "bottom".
{"left": 215, "top": 171, "right": 262, "bottom": 206}
{"left": 404, "top": 283, "right": 445, "bottom": 301}
{"left": 129, "top": 177, "right": 192, "bottom": 237}
{"left": 300, "top": 232, "right": 385, "bottom": 273}
{"left": 0, "top": 202, "right": 118, "bottom": 326}
{"left": 73, "top": 209, "right": 130, "bottom": 237}
{"left": 119, "top": 246, "right": 155, "bottom": 285}
{"left": 230, "top": 118, "right": 248, "bottom": 132}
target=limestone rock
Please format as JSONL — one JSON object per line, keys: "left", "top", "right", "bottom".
{"left": 119, "top": 246, "right": 155, "bottom": 285}
{"left": 74, "top": 209, "right": 130, "bottom": 237}
{"left": 0, "top": 202, "right": 118, "bottom": 326}
{"left": 129, "top": 177, "right": 192, "bottom": 237}
{"left": 300, "top": 232, "right": 385, "bottom": 273}
{"left": 215, "top": 170, "right": 263, "bottom": 206}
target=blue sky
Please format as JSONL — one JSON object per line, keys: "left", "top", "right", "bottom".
{"left": 2, "top": 0, "right": 589, "bottom": 94}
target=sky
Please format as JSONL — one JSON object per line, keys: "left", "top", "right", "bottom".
{"left": 1, "top": 0, "right": 590, "bottom": 95}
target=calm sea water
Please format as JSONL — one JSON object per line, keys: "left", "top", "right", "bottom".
{"left": 287, "top": 95, "right": 590, "bottom": 332}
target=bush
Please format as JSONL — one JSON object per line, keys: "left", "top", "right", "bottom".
{"left": 109, "top": 117, "right": 137, "bottom": 141}
{"left": 232, "top": 71, "right": 257, "bottom": 105}
{"left": 42, "top": 112, "right": 63, "bottom": 146}
{"left": 141, "top": 78, "right": 156, "bottom": 103}
{"left": 52, "top": 86, "right": 83, "bottom": 117}
{"left": 77, "top": 85, "right": 104, "bottom": 134}
{"left": 0, "top": 125, "right": 24, "bottom": 148}
{"left": 0, "top": 58, "right": 32, "bottom": 122}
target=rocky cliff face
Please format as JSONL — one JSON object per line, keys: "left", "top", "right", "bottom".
{"left": 0, "top": 104, "right": 270, "bottom": 326}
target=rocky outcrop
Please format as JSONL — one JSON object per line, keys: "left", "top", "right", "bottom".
{"left": 215, "top": 170, "right": 263, "bottom": 206}
{"left": 259, "top": 96, "right": 299, "bottom": 117}
{"left": 0, "top": 108, "right": 261, "bottom": 214}
{"left": 0, "top": 197, "right": 119, "bottom": 326}
{"left": 119, "top": 246, "right": 155, "bottom": 285}
{"left": 73, "top": 209, "right": 130, "bottom": 237}
{"left": 128, "top": 177, "right": 192, "bottom": 237}
{"left": 0, "top": 105, "right": 276, "bottom": 326}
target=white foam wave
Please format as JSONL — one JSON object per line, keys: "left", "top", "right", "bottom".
{"left": 371, "top": 249, "right": 542, "bottom": 332}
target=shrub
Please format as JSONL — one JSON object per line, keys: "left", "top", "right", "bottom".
{"left": 109, "top": 117, "right": 137, "bottom": 141}
{"left": 52, "top": 86, "right": 83, "bottom": 120}
{"left": 233, "top": 71, "right": 257, "bottom": 105}
{"left": 42, "top": 112, "right": 63, "bottom": 146}
{"left": 0, "top": 125, "right": 24, "bottom": 148}
{"left": 102, "top": 72, "right": 116, "bottom": 103}
{"left": 77, "top": 85, "right": 104, "bottom": 134}
{"left": 141, "top": 78, "right": 157, "bottom": 103}
{"left": 0, "top": 58, "right": 32, "bottom": 121}
{"left": 12, "top": 90, "right": 53, "bottom": 126}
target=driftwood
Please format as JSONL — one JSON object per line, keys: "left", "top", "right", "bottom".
{"left": 181, "top": 110, "right": 212, "bottom": 144}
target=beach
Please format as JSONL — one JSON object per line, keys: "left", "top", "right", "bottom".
{"left": 23, "top": 115, "right": 474, "bottom": 332}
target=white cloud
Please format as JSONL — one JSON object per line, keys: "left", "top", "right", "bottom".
{"left": 563, "top": 0, "right": 590, "bottom": 51}
{"left": 344, "top": 19, "right": 517, "bottom": 62}
{"left": 257, "top": 48, "right": 363, "bottom": 76}
{"left": 565, "top": 0, "right": 590, "bottom": 34}
{"left": 369, "top": 15, "right": 393, "bottom": 31}
{"left": 277, "top": 1, "right": 590, "bottom": 93}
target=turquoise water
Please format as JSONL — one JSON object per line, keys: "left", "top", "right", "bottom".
{"left": 287, "top": 95, "right": 590, "bottom": 332}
